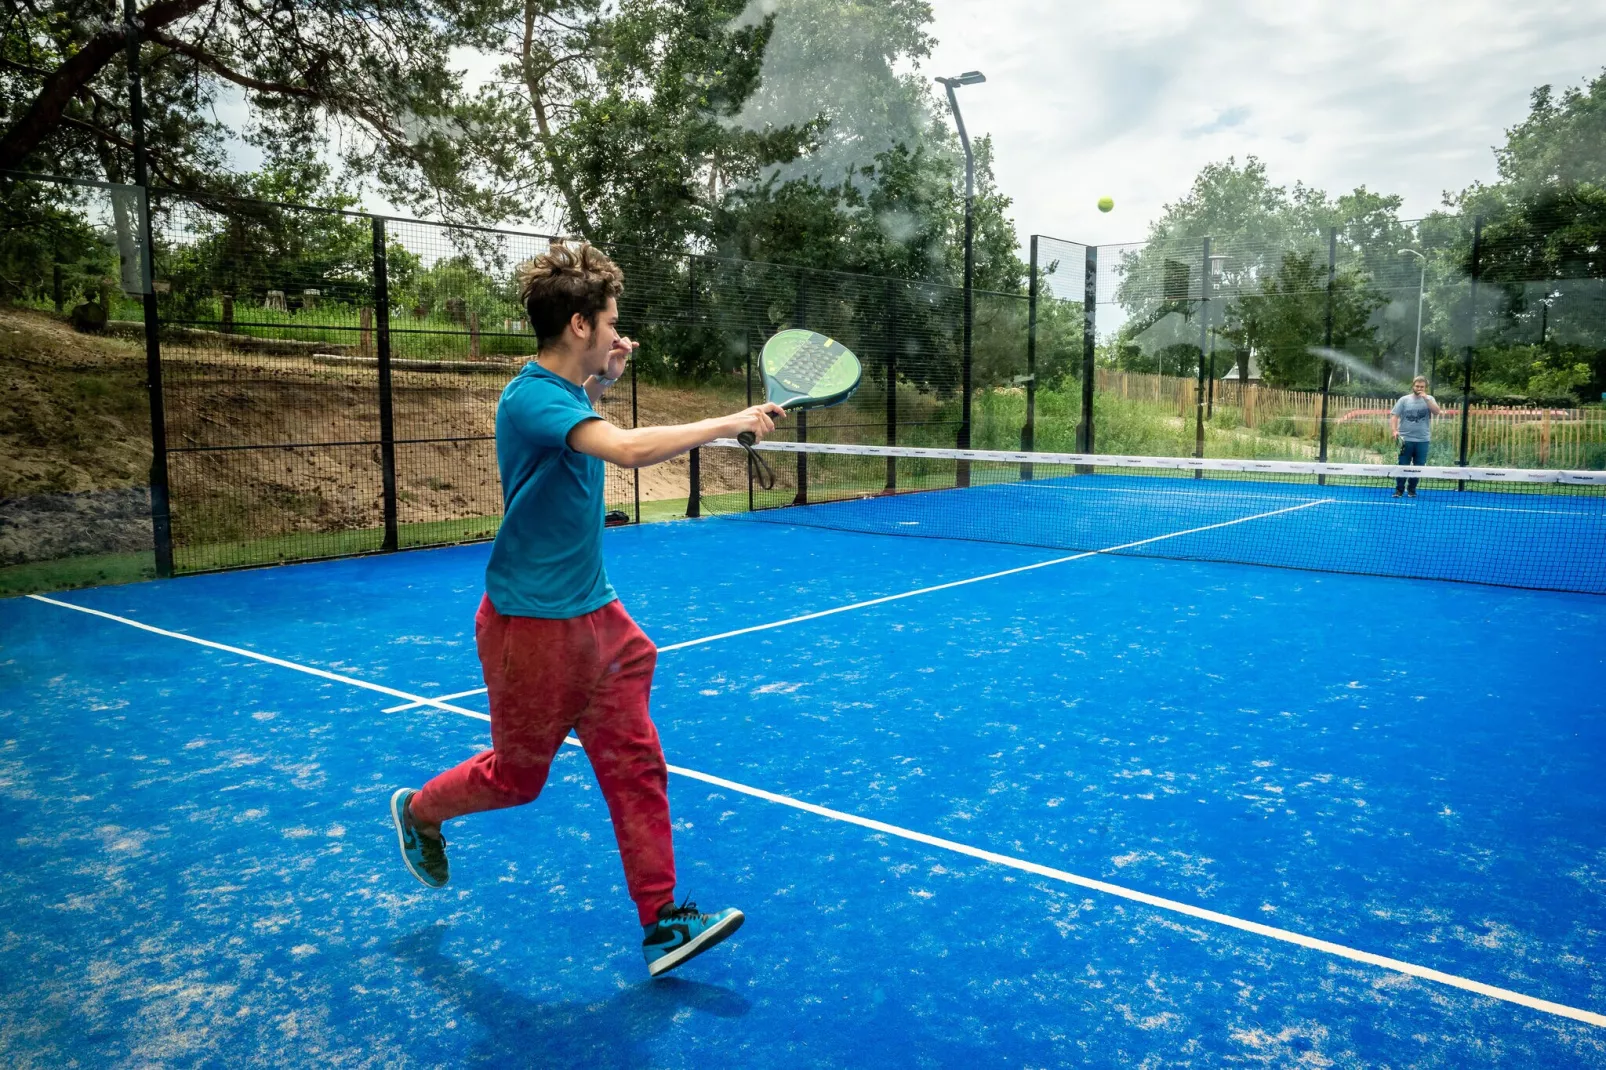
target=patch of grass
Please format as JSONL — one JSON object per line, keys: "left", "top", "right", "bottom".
{"left": 0, "top": 551, "right": 157, "bottom": 598}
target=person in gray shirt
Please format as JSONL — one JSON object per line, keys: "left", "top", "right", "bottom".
{"left": 1390, "top": 375, "right": 1442, "bottom": 497}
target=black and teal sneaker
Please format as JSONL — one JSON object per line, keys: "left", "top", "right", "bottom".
{"left": 389, "top": 788, "right": 448, "bottom": 888}
{"left": 642, "top": 898, "right": 744, "bottom": 977}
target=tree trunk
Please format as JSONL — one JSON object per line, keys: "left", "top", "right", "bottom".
{"left": 522, "top": 0, "right": 594, "bottom": 239}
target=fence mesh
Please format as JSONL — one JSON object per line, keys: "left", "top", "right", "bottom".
{"left": 2, "top": 170, "right": 1602, "bottom": 594}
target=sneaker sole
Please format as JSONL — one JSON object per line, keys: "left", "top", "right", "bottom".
{"left": 390, "top": 788, "right": 446, "bottom": 889}
{"left": 647, "top": 910, "right": 745, "bottom": 977}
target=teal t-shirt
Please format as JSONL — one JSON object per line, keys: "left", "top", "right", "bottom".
{"left": 484, "top": 362, "right": 617, "bottom": 619}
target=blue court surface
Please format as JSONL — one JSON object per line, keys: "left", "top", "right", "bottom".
{"left": 3, "top": 511, "right": 1605, "bottom": 1066}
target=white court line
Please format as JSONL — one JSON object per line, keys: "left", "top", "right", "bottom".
{"left": 656, "top": 497, "right": 1333, "bottom": 654}
{"left": 1004, "top": 482, "right": 1328, "bottom": 504}
{"left": 382, "top": 687, "right": 489, "bottom": 714}
{"left": 25, "top": 595, "right": 489, "bottom": 722}
{"left": 24, "top": 591, "right": 1606, "bottom": 1029}
{"left": 1012, "top": 481, "right": 1605, "bottom": 519}
{"left": 1447, "top": 504, "right": 1606, "bottom": 518}
{"left": 381, "top": 496, "right": 1335, "bottom": 710}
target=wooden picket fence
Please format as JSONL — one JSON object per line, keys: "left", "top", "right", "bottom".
{"left": 1094, "top": 369, "right": 1606, "bottom": 469}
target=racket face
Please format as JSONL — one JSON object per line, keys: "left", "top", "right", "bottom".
{"left": 759, "top": 329, "right": 862, "bottom": 410}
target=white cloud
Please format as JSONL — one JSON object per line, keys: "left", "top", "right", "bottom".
{"left": 921, "top": 0, "right": 1606, "bottom": 246}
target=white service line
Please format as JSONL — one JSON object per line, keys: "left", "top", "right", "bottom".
{"left": 373, "top": 496, "right": 1336, "bottom": 711}
{"left": 25, "top": 594, "right": 490, "bottom": 722}
{"left": 24, "top": 590, "right": 1606, "bottom": 1029}
{"left": 1446, "top": 504, "right": 1606, "bottom": 518}
{"left": 382, "top": 687, "right": 491, "bottom": 714}
{"left": 654, "top": 497, "right": 1332, "bottom": 654}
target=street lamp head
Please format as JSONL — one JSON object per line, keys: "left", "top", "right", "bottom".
{"left": 1397, "top": 247, "right": 1424, "bottom": 260}
{"left": 937, "top": 71, "right": 986, "bottom": 88}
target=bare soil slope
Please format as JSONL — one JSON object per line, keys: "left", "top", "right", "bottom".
{"left": 1, "top": 306, "right": 751, "bottom": 565}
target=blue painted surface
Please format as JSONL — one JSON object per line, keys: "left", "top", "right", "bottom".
{"left": 1, "top": 515, "right": 1604, "bottom": 1067}
{"left": 731, "top": 471, "right": 1606, "bottom": 593}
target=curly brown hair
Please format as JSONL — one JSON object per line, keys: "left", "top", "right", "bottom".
{"left": 516, "top": 241, "right": 625, "bottom": 347}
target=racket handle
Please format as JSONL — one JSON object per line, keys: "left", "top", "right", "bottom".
{"left": 737, "top": 430, "right": 756, "bottom": 447}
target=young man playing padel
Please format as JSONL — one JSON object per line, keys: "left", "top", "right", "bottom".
{"left": 389, "top": 242, "right": 784, "bottom": 977}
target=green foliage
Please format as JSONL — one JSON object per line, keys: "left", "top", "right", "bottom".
{"left": 0, "top": 181, "right": 120, "bottom": 307}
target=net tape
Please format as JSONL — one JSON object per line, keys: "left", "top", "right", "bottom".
{"left": 712, "top": 440, "right": 1606, "bottom": 486}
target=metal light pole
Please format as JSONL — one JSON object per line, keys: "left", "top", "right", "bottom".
{"left": 937, "top": 70, "right": 985, "bottom": 485}
{"left": 1398, "top": 248, "right": 1426, "bottom": 379}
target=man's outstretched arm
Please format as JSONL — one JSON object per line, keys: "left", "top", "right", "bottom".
{"left": 569, "top": 404, "right": 786, "bottom": 470}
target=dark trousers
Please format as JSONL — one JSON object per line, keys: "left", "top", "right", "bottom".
{"left": 1395, "top": 438, "right": 1430, "bottom": 493}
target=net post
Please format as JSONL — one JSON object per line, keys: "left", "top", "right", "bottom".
{"left": 794, "top": 410, "right": 809, "bottom": 505}
{"left": 372, "top": 217, "right": 399, "bottom": 551}
{"left": 687, "top": 447, "right": 701, "bottom": 518}
{"left": 884, "top": 277, "right": 898, "bottom": 491}
{"left": 1458, "top": 216, "right": 1482, "bottom": 488}
{"left": 1194, "top": 237, "right": 1210, "bottom": 476}
{"left": 631, "top": 356, "right": 641, "bottom": 524}
{"left": 1022, "top": 235, "right": 1038, "bottom": 481}
{"left": 1080, "top": 244, "right": 1097, "bottom": 471}
{"left": 1318, "top": 226, "right": 1336, "bottom": 485}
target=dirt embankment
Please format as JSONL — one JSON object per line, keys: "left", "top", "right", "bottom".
{"left": 1, "top": 306, "right": 754, "bottom": 564}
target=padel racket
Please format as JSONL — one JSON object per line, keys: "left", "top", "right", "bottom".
{"left": 740, "top": 329, "right": 863, "bottom": 489}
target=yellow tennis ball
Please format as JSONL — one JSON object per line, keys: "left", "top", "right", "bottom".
{"left": 1097, "top": 196, "right": 1114, "bottom": 213}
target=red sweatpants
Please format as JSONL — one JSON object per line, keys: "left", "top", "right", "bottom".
{"left": 410, "top": 596, "right": 676, "bottom": 926}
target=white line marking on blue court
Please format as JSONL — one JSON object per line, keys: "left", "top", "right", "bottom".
{"left": 25, "top": 594, "right": 489, "bottom": 721}
{"left": 27, "top": 588, "right": 1606, "bottom": 1029}
{"left": 382, "top": 687, "right": 489, "bottom": 714}
{"left": 380, "top": 497, "right": 1337, "bottom": 710}
{"left": 653, "top": 497, "right": 1332, "bottom": 654}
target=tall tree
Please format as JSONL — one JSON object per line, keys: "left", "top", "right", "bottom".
{"left": 1444, "top": 70, "right": 1606, "bottom": 399}
{"left": 0, "top": 0, "right": 506, "bottom": 216}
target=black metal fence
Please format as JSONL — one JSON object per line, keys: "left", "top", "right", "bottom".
{"left": 3, "top": 169, "right": 1600, "bottom": 594}
{"left": 0, "top": 171, "right": 1048, "bottom": 589}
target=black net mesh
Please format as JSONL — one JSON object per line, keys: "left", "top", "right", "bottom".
{"left": 697, "top": 440, "right": 1606, "bottom": 595}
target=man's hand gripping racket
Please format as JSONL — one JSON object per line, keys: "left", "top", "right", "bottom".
{"left": 738, "top": 329, "right": 864, "bottom": 490}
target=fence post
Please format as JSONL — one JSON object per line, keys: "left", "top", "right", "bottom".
{"left": 1318, "top": 227, "right": 1336, "bottom": 483}
{"left": 372, "top": 217, "right": 399, "bottom": 551}
{"left": 121, "top": 0, "right": 173, "bottom": 577}
{"left": 1459, "top": 217, "right": 1482, "bottom": 479}
{"left": 794, "top": 268, "right": 808, "bottom": 496}
{"left": 884, "top": 277, "right": 898, "bottom": 491}
{"left": 1195, "top": 237, "right": 1211, "bottom": 473}
{"left": 686, "top": 447, "right": 701, "bottom": 518}
{"left": 1082, "top": 244, "right": 1098, "bottom": 460}
{"left": 140, "top": 192, "right": 173, "bottom": 578}
{"left": 794, "top": 410, "right": 809, "bottom": 506}
{"left": 52, "top": 263, "right": 64, "bottom": 312}
{"left": 746, "top": 338, "right": 756, "bottom": 510}
{"left": 631, "top": 355, "right": 641, "bottom": 523}
{"left": 1022, "top": 235, "right": 1038, "bottom": 480}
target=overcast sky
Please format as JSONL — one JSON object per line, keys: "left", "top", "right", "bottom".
{"left": 219, "top": 0, "right": 1605, "bottom": 247}
{"left": 922, "top": 0, "right": 1606, "bottom": 246}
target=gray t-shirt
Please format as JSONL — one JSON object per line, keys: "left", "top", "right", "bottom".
{"left": 1392, "top": 394, "right": 1435, "bottom": 442}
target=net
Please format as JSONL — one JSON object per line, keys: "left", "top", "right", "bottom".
{"left": 693, "top": 440, "right": 1606, "bottom": 595}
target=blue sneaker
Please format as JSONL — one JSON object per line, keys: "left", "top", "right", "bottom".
{"left": 390, "top": 788, "right": 448, "bottom": 888}
{"left": 642, "top": 898, "right": 744, "bottom": 977}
